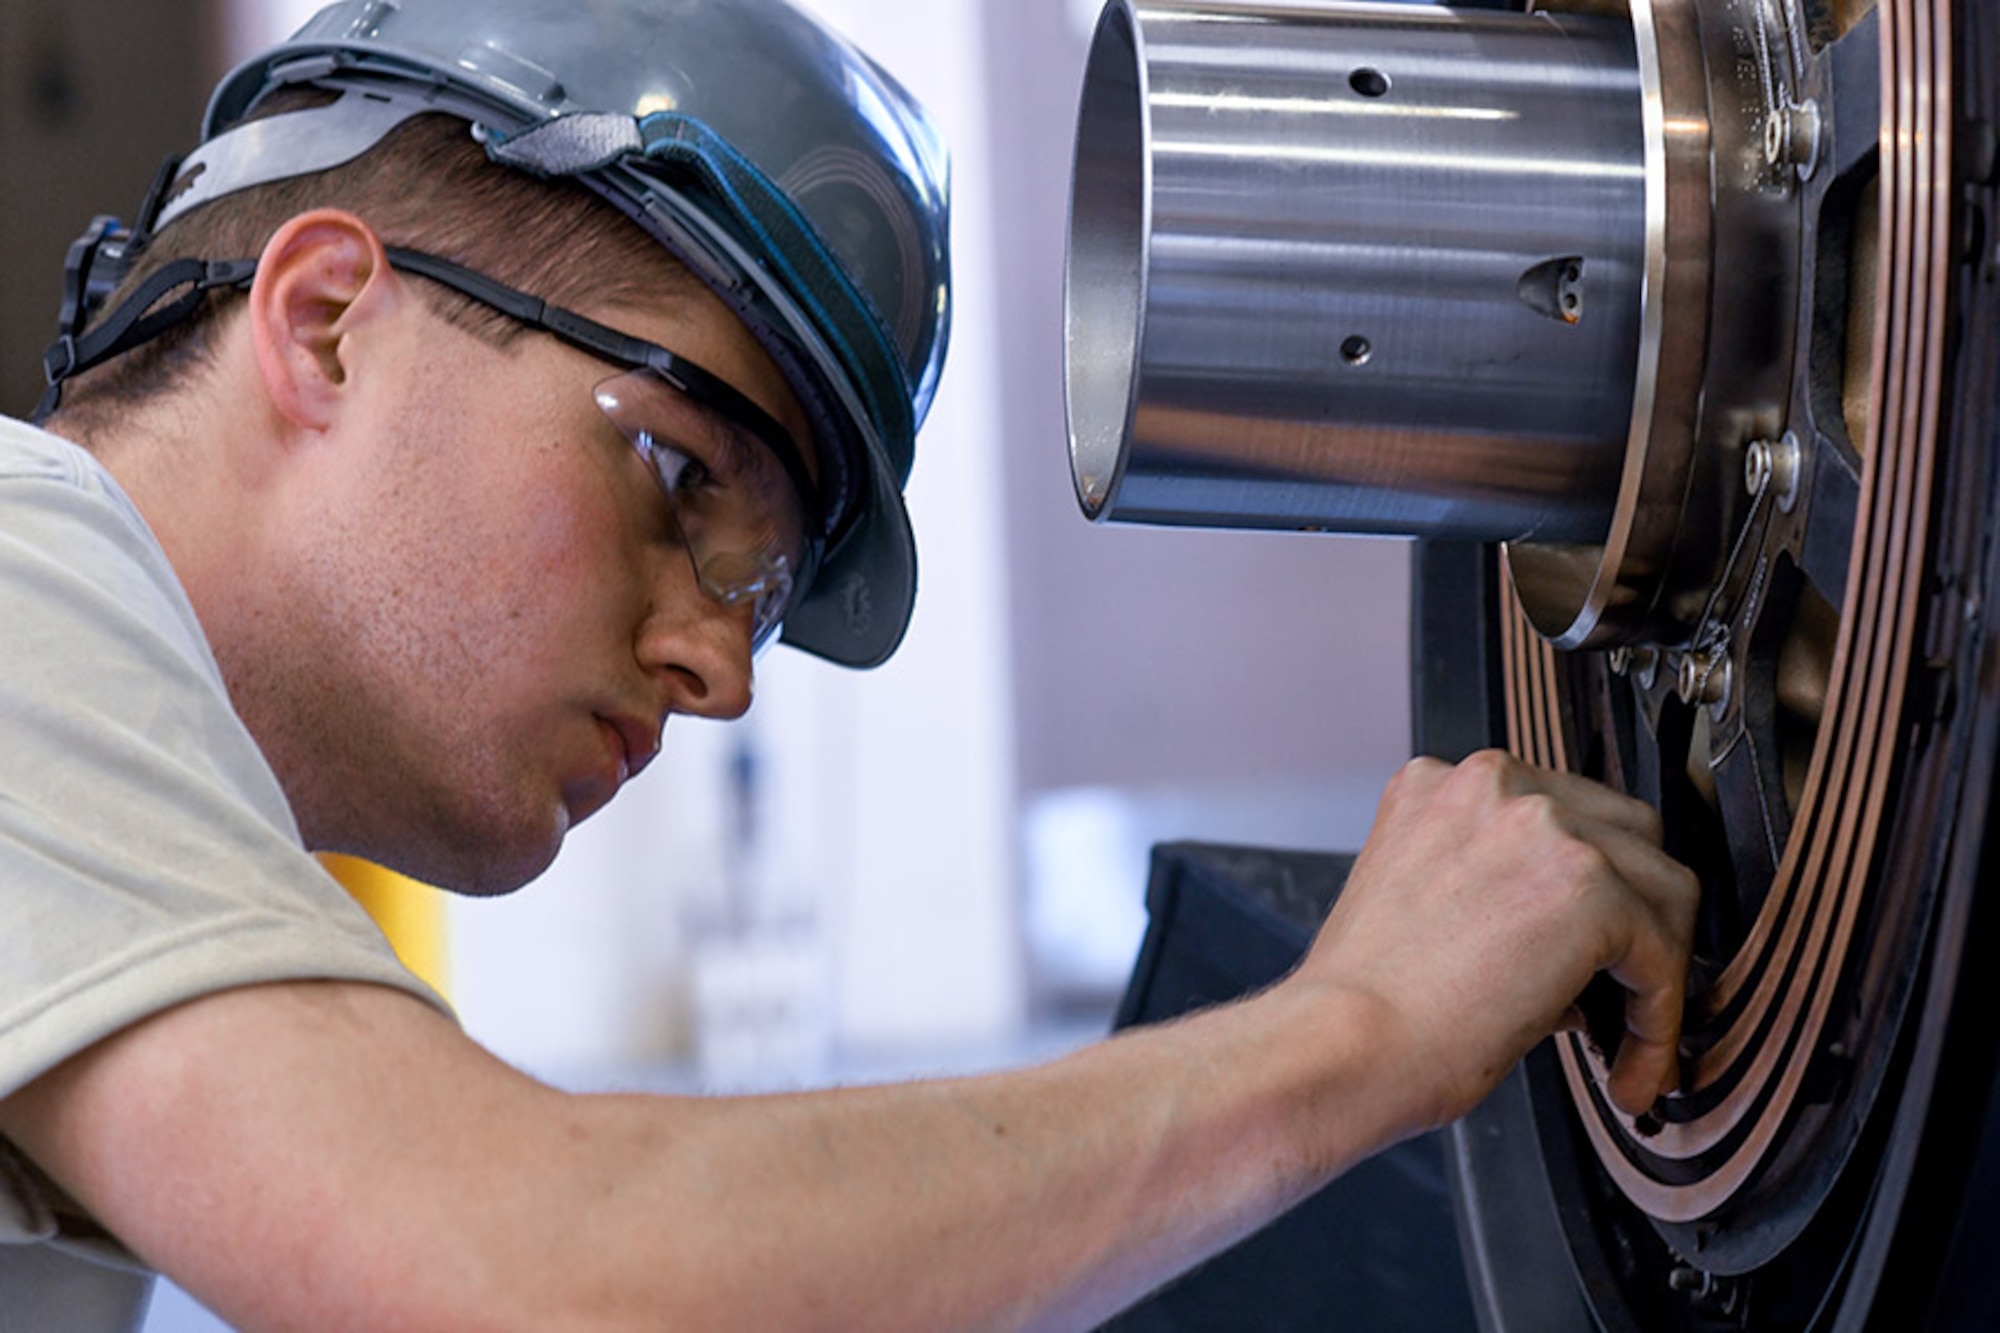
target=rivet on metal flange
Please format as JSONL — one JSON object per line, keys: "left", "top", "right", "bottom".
{"left": 1678, "top": 649, "right": 1732, "bottom": 710}
{"left": 1764, "top": 99, "right": 1822, "bottom": 178}
{"left": 1744, "top": 432, "right": 1803, "bottom": 512}
{"left": 1610, "top": 646, "right": 1661, "bottom": 687}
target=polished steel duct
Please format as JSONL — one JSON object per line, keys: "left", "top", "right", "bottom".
{"left": 1064, "top": 0, "right": 1649, "bottom": 546}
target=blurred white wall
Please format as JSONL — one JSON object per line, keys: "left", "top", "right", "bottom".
{"left": 976, "top": 0, "right": 1414, "bottom": 1005}
{"left": 223, "top": 0, "right": 315, "bottom": 53}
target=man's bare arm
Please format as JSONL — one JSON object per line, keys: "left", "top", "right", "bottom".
{"left": 0, "top": 752, "right": 1696, "bottom": 1332}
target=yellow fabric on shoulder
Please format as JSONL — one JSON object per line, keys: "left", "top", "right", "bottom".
{"left": 318, "top": 853, "right": 451, "bottom": 999}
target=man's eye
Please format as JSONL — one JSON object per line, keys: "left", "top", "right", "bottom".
{"left": 658, "top": 445, "right": 720, "bottom": 496}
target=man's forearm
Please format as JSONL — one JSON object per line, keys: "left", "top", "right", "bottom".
{"left": 2, "top": 975, "right": 1401, "bottom": 1333}
{"left": 539, "top": 983, "right": 1394, "bottom": 1331}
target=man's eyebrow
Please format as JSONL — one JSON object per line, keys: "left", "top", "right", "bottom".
{"left": 674, "top": 394, "right": 769, "bottom": 475}
{"left": 685, "top": 393, "right": 757, "bottom": 454}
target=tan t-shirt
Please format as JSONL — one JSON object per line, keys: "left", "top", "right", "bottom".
{"left": 0, "top": 418, "right": 449, "bottom": 1325}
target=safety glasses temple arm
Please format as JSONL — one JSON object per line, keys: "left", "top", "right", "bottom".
{"left": 381, "top": 245, "right": 821, "bottom": 524}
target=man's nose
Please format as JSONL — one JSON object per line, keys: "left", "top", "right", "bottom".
{"left": 637, "top": 566, "right": 756, "bottom": 721}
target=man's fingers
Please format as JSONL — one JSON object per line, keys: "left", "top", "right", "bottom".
{"left": 1605, "top": 904, "right": 1691, "bottom": 1115}
{"left": 1599, "top": 844, "right": 1698, "bottom": 1115}
{"left": 1574, "top": 820, "right": 1701, "bottom": 921}
{"left": 1553, "top": 813, "right": 1698, "bottom": 1117}
{"left": 1524, "top": 763, "right": 1670, "bottom": 845}
{"left": 1395, "top": 750, "right": 1667, "bottom": 849}
{"left": 1607, "top": 1033, "right": 1681, "bottom": 1118}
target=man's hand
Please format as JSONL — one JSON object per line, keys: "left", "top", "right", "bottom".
{"left": 1287, "top": 750, "right": 1700, "bottom": 1133}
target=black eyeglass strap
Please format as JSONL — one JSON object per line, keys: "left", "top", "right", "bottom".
{"left": 35, "top": 252, "right": 256, "bottom": 424}
{"left": 381, "top": 246, "right": 823, "bottom": 529}
{"left": 30, "top": 232, "right": 823, "bottom": 542}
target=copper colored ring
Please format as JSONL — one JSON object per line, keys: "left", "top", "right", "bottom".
{"left": 1503, "top": 0, "right": 1954, "bottom": 1225}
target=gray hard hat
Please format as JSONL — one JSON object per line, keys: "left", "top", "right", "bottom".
{"left": 160, "top": 0, "right": 951, "bottom": 667}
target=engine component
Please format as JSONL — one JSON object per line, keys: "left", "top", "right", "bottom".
{"left": 1066, "top": 0, "right": 2000, "bottom": 1325}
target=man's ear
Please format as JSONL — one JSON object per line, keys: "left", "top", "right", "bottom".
{"left": 246, "top": 209, "right": 403, "bottom": 431}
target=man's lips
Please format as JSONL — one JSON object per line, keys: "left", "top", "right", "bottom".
{"left": 564, "top": 715, "right": 662, "bottom": 824}
{"left": 605, "top": 714, "right": 663, "bottom": 783}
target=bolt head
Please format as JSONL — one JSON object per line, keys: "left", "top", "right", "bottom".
{"left": 1677, "top": 651, "right": 1732, "bottom": 708}
{"left": 1764, "top": 100, "right": 1823, "bottom": 176}
{"left": 1745, "top": 439, "right": 1774, "bottom": 496}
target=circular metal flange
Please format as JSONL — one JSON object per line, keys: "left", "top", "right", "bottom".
{"left": 1504, "top": 0, "right": 1716, "bottom": 650}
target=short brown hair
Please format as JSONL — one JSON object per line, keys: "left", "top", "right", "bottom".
{"left": 52, "top": 92, "right": 696, "bottom": 438}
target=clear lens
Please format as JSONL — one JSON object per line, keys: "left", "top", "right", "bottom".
{"left": 594, "top": 368, "right": 811, "bottom": 652}
{"left": 700, "top": 550, "right": 794, "bottom": 657}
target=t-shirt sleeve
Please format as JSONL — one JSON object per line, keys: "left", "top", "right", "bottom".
{"left": 0, "top": 433, "right": 451, "bottom": 1242}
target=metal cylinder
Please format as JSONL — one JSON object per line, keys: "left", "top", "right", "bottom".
{"left": 1065, "top": 0, "right": 1648, "bottom": 543}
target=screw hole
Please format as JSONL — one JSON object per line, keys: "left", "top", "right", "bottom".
{"left": 1349, "top": 68, "right": 1390, "bottom": 98}
{"left": 1340, "top": 335, "right": 1373, "bottom": 365}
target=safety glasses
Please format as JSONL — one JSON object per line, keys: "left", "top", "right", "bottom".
{"left": 592, "top": 367, "right": 809, "bottom": 651}
{"left": 383, "top": 247, "right": 823, "bottom": 654}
